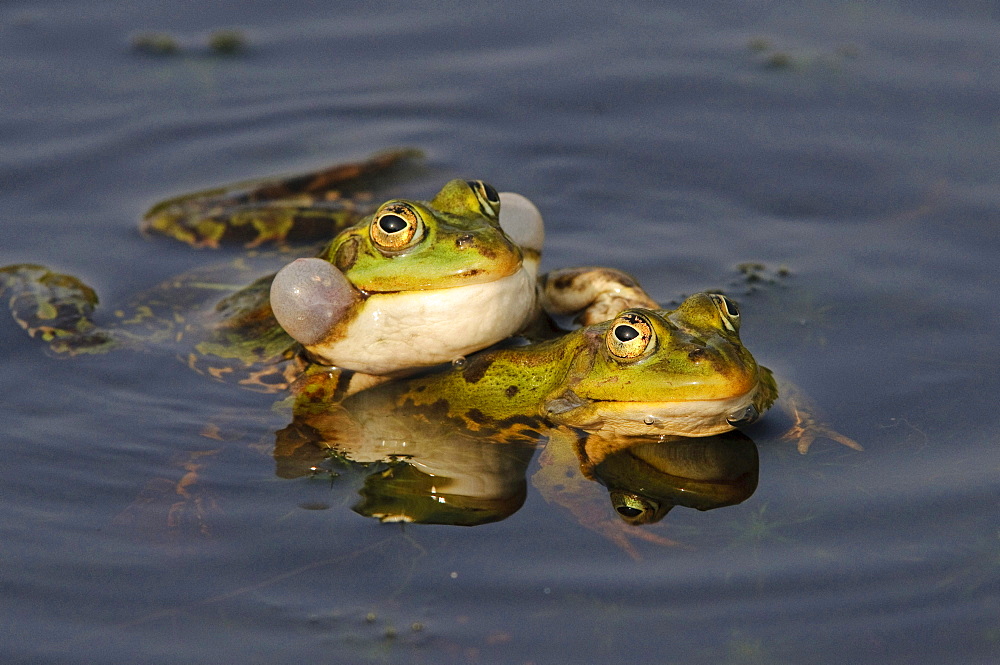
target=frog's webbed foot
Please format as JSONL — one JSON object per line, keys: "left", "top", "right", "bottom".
{"left": 112, "top": 449, "right": 223, "bottom": 543}
{"left": 0, "top": 264, "right": 120, "bottom": 355}
{"left": 588, "top": 518, "right": 683, "bottom": 560}
{"left": 166, "top": 449, "right": 223, "bottom": 538}
{"left": 142, "top": 149, "right": 424, "bottom": 248}
{"left": 781, "top": 419, "right": 864, "bottom": 455}
{"left": 777, "top": 380, "right": 863, "bottom": 455}
{"left": 539, "top": 266, "right": 659, "bottom": 326}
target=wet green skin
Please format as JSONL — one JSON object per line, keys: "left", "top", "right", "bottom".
{"left": 280, "top": 293, "right": 774, "bottom": 553}
{"left": 399, "top": 296, "right": 774, "bottom": 437}
{"left": 0, "top": 154, "right": 545, "bottom": 391}
{"left": 298, "top": 293, "right": 778, "bottom": 439}
{"left": 143, "top": 149, "right": 424, "bottom": 249}
{"left": 320, "top": 178, "right": 525, "bottom": 293}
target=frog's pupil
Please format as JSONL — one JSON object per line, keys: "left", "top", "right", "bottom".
{"left": 723, "top": 297, "right": 738, "bottom": 316}
{"left": 482, "top": 182, "right": 499, "bottom": 203}
{"left": 614, "top": 325, "right": 639, "bottom": 342}
{"left": 379, "top": 215, "right": 408, "bottom": 234}
{"left": 617, "top": 506, "right": 643, "bottom": 518}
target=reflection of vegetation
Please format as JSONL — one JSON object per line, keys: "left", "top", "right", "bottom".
{"left": 131, "top": 30, "right": 248, "bottom": 57}
{"left": 676, "top": 262, "right": 840, "bottom": 350}
{"left": 131, "top": 32, "right": 178, "bottom": 55}
{"left": 721, "top": 630, "right": 783, "bottom": 665}
{"left": 729, "top": 503, "right": 815, "bottom": 551}
{"left": 939, "top": 528, "right": 1000, "bottom": 597}
{"left": 734, "top": 262, "right": 791, "bottom": 291}
{"left": 747, "top": 36, "right": 860, "bottom": 71}
{"left": 207, "top": 30, "right": 247, "bottom": 55}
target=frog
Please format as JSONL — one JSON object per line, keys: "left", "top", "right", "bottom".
{"left": 275, "top": 292, "right": 772, "bottom": 555}
{"left": 286, "top": 292, "right": 776, "bottom": 446}
{"left": 266, "top": 178, "right": 546, "bottom": 376}
{"left": 360, "top": 293, "right": 778, "bottom": 438}
{"left": 0, "top": 151, "right": 559, "bottom": 392}
{"left": 1, "top": 149, "right": 664, "bottom": 393}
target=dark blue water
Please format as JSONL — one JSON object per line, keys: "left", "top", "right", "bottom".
{"left": 2, "top": 1, "right": 997, "bottom": 663}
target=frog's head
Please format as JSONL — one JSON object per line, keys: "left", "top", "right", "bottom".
{"left": 269, "top": 179, "right": 544, "bottom": 373}
{"left": 543, "top": 294, "right": 775, "bottom": 436}
{"left": 322, "top": 178, "right": 541, "bottom": 292}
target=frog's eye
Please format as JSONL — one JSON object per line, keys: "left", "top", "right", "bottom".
{"left": 710, "top": 294, "right": 740, "bottom": 332}
{"left": 610, "top": 491, "right": 661, "bottom": 525}
{"left": 606, "top": 311, "right": 655, "bottom": 360}
{"left": 466, "top": 180, "right": 501, "bottom": 219}
{"left": 370, "top": 203, "right": 424, "bottom": 251}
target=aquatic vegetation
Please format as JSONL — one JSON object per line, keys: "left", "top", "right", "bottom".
{"left": 131, "top": 29, "right": 249, "bottom": 57}
{"left": 747, "top": 36, "right": 860, "bottom": 71}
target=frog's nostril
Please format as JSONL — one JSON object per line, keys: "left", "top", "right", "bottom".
{"left": 455, "top": 234, "right": 475, "bottom": 248}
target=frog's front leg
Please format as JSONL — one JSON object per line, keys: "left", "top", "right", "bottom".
{"left": 776, "top": 379, "right": 863, "bottom": 454}
{"left": 0, "top": 264, "right": 121, "bottom": 355}
{"left": 142, "top": 148, "right": 423, "bottom": 248}
{"left": 539, "top": 266, "right": 659, "bottom": 326}
{"left": 288, "top": 362, "right": 396, "bottom": 406}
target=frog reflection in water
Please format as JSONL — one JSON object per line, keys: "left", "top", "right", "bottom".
{"left": 1, "top": 151, "right": 645, "bottom": 392}
{"left": 278, "top": 294, "right": 771, "bottom": 554}
{"left": 0, "top": 151, "right": 856, "bottom": 547}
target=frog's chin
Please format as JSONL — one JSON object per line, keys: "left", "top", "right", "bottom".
{"left": 549, "top": 387, "right": 762, "bottom": 438}
{"left": 307, "top": 263, "right": 539, "bottom": 375}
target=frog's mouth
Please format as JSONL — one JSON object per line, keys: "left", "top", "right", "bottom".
{"left": 546, "top": 385, "right": 762, "bottom": 437}
{"left": 361, "top": 248, "right": 540, "bottom": 295}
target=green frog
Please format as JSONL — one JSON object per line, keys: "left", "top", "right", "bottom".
{"left": 1, "top": 150, "right": 658, "bottom": 392}
{"left": 290, "top": 293, "right": 774, "bottom": 440}
{"left": 266, "top": 179, "right": 545, "bottom": 375}
{"left": 277, "top": 293, "right": 770, "bottom": 554}
{"left": 0, "top": 151, "right": 559, "bottom": 391}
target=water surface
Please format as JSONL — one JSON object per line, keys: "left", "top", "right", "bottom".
{"left": 1, "top": 1, "right": 997, "bottom": 663}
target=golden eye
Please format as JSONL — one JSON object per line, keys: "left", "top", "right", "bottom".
{"left": 466, "top": 180, "right": 501, "bottom": 218}
{"left": 606, "top": 311, "right": 655, "bottom": 359}
{"left": 710, "top": 294, "right": 740, "bottom": 332}
{"left": 370, "top": 203, "right": 424, "bottom": 251}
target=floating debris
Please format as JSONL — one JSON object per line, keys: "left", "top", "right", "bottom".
{"left": 208, "top": 29, "right": 247, "bottom": 55}
{"left": 130, "top": 29, "right": 249, "bottom": 57}
{"left": 131, "top": 32, "right": 179, "bottom": 55}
